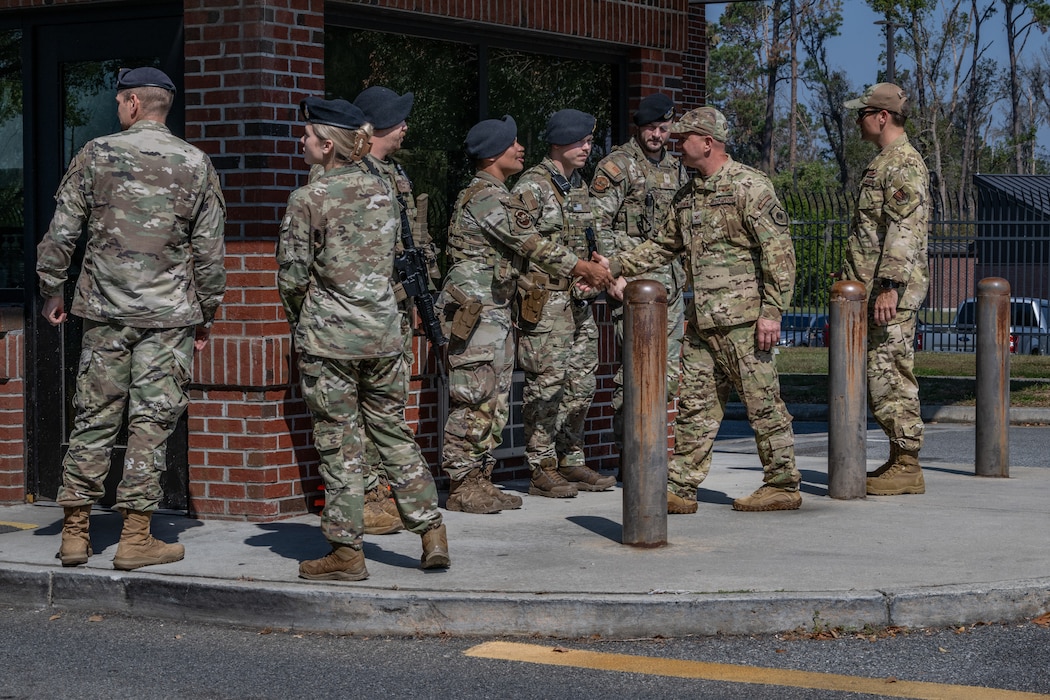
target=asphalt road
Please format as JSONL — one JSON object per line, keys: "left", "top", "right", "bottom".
{"left": 2, "top": 607, "right": 1048, "bottom": 699}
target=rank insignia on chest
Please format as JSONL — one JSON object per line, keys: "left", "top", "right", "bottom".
{"left": 892, "top": 188, "right": 908, "bottom": 203}
{"left": 592, "top": 174, "right": 610, "bottom": 193}
{"left": 514, "top": 210, "right": 534, "bottom": 229}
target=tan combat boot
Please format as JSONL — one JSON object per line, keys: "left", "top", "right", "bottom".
{"left": 420, "top": 524, "right": 450, "bottom": 569}
{"left": 867, "top": 443, "right": 900, "bottom": 478}
{"left": 529, "top": 459, "right": 578, "bottom": 498}
{"left": 58, "top": 504, "right": 93, "bottom": 566}
{"left": 299, "top": 543, "right": 368, "bottom": 581}
{"left": 112, "top": 510, "right": 185, "bottom": 570}
{"left": 479, "top": 464, "right": 522, "bottom": 509}
{"left": 558, "top": 461, "right": 616, "bottom": 492}
{"left": 732, "top": 486, "right": 802, "bottom": 512}
{"left": 866, "top": 449, "right": 925, "bottom": 495}
{"left": 364, "top": 486, "right": 404, "bottom": 535}
{"left": 667, "top": 491, "right": 698, "bottom": 514}
{"left": 446, "top": 469, "right": 503, "bottom": 513}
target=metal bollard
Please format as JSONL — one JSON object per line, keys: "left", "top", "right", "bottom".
{"left": 975, "top": 277, "right": 1010, "bottom": 477}
{"left": 622, "top": 280, "right": 668, "bottom": 547}
{"left": 827, "top": 280, "right": 868, "bottom": 499}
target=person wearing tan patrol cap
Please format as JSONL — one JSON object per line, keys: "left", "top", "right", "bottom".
{"left": 598, "top": 105, "right": 802, "bottom": 514}
{"left": 841, "top": 83, "right": 930, "bottom": 497}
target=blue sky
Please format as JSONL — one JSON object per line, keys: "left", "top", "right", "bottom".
{"left": 706, "top": 1, "right": 1050, "bottom": 158}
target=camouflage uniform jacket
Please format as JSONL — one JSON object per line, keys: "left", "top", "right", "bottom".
{"left": 589, "top": 138, "right": 686, "bottom": 293}
{"left": 444, "top": 171, "right": 580, "bottom": 310}
{"left": 363, "top": 154, "right": 442, "bottom": 293}
{"left": 610, "top": 155, "right": 795, "bottom": 330}
{"left": 843, "top": 133, "right": 930, "bottom": 310}
{"left": 277, "top": 163, "right": 403, "bottom": 360}
{"left": 36, "top": 120, "right": 227, "bottom": 327}
{"left": 512, "top": 157, "right": 598, "bottom": 287}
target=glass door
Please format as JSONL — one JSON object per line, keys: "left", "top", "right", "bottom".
{"left": 26, "top": 12, "right": 188, "bottom": 510}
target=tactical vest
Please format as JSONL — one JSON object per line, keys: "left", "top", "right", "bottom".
{"left": 446, "top": 179, "right": 494, "bottom": 263}
{"left": 610, "top": 142, "right": 684, "bottom": 241}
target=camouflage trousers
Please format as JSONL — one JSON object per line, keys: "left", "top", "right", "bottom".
{"left": 57, "top": 321, "right": 193, "bottom": 512}
{"left": 517, "top": 292, "right": 598, "bottom": 471}
{"left": 610, "top": 288, "right": 685, "bottom": 445}
{"left": 361, "top": 308, "right": 413, "bottom": 493}
{"left": 299, "top": 352, "right": 441, "bottom": 549}
{"left": 441, "top": 305, "right": 515, "bottom": 482}
{"left": 670, "top": 323, "right": 799, "bottom": 497}
{"left": 867, "top": 310, "right": 924, "bottom": 453}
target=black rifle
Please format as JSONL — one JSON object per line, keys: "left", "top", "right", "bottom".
{"left": 393, "top": 203, "right": 447, "bottom": 349}
{"left": 584, "top": 226, "right": 599, "bottom": 258}
{"left": 364, "top": 159, "right": 447, "bottom": 349}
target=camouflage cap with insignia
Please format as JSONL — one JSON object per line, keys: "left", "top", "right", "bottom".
{"left": 670, "top": 106, "right": 729, "bottom": 142}
{"left": 843, "top": 83, "right": 908, "bottom": 116}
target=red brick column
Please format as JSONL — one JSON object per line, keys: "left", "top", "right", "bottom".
{"left": 0, "top": 309, "right": 24, "bottom": 504}
{"left": 183, "top": 0, "right": 326, "bottom": 519}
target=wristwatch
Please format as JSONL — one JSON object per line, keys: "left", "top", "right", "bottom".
{"left": 879, "top": 278, "right": 901, "bottom": 290}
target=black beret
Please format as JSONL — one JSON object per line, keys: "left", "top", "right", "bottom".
{"left": 116, "top": 67, "right": 176, "bottom": 94}
{"left": 353, "top": 86, "right": 414, "bottom": 130}
{"left": 465, "top": 115, "right": 517, "bottom": 160}
{"left": 300, "top": 97, "right": 367, "bottom": 130}
{"left": 542, "top": 109, "right": 596, "bottom": 145}
{"left": 633, "top": 94, "right": 675, "bottom": 126}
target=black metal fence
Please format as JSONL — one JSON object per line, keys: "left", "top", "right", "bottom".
{"left": 779, "top": 182, "right": 1050, "bottom": 354}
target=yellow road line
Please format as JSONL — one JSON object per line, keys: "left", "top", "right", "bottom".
{"left": 465, "top": 641, "right": 1047, "bottom": 700}
{"left": 0, "top": 521, "right": 37, "bottom": 531}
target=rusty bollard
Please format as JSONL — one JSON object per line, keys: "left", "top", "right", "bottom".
{"left": 975, "top": 277, "right": 1010, "bottom": 477}
{"left": 827, "top": 280, "right": 868, "bottom": 499}
{"left": 622, "top": 280, "right": 668, "bottom": 547}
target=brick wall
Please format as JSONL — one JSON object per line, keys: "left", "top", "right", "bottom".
{"left": 183, "top": 0, "right": 326, "bottom": 519}
{"left": 0, "top": 309, "right": 23, "bottom": 503}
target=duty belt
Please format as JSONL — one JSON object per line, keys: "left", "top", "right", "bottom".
{"left": 528, "top": 270, "right": 571, "bottom": 292}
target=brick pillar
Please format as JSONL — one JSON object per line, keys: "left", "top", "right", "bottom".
{"left": 183, "top": 0, "right": 325, "bottom": 520}
{"left": 0, "top": 309, "right": 24, "bottom": 504}
{"left": 681, "top": 2, "right": 708, "bottom": 109}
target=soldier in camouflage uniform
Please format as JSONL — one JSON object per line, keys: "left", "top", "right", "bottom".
{"left": 602, "top": 107, "right": 801, "bottom": 513}
{"left": 351, "top": 86, "right": 442, "bottom": 535}
{"left": 512, "top": 109, "right": 617, "bottom": 498}
{"left": 589, "top": 94, "right": 687, "bottom": 449}
{"left": 438, "top": 115, "right": 614, "bottom": 514}
{"left": 277, "top": 97, "right": 449, "bottom": 581}
{"left": 36, "top": 67, "right": 226, "bottom": 570}
{"left": 842, "top": 83, "right": 929, "bottom": 496}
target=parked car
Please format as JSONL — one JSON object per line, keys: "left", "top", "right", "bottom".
{"left": 925, "top": 296, "right": 1050, "bottom": 354}
{"left": 778, "top": 313, "right": 829, "bottom": 347}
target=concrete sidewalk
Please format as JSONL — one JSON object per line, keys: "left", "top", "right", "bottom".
{"left": 2, "top": 434, "right": 1048, "bottom": 639}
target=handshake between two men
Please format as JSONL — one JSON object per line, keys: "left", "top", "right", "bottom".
{"left": 570, "top": 253, "right": 628, "bottom": 300}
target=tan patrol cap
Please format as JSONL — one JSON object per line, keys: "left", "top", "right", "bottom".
{"left": 670, "top": 106, "right": 728, "bottom": 142}
{"left": 843, "top": 82, "right": 909, "bottom": 115}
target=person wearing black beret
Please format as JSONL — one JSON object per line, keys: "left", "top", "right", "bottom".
{"left": 437, "top": 115, "right": 613, "bottom": 513}
{"left": 279, "top": 95, "right": 450, "bottom": 580}
{"left": 38, "top": 64, "right": 225, "bottom": 570}
{"left": 589, "top": 93, "right": 687, "bottom": 471}
{"left": 510, "top": 108, "right": 617, "bottom": 498}
{"left": 350, "top": 85, "right": 441, "bottom": 534}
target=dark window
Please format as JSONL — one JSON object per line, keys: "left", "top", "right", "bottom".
{"left": 324, "top": 22, "right": 620, "bottom": 269}
{"left": 0, "top": 29, "right": 23, "bottom": 296}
